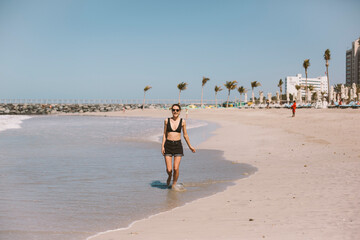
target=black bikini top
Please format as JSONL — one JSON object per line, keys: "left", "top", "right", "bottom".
{"left": 167, "top": 118, "right": 182, "bottom": 133}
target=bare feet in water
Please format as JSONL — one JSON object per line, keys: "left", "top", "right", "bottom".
{"left": 167, "top": 173, "right": 172, "bottom": 187}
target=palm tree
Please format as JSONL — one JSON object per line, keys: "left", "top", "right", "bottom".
{"left": 312, "top": 91, "right": 318, "bottom": 101}
{"left": 334, "top": 84, "right": 342, "bottom": 96}
{"left": 278, "top": 79, "right": 283, "bottom": 101}
{"left": 201, "top": 76, "right": 210, "bottom": 108}
{"left": 251, "top": 81, "right": 261, "bottom": 103}
{"left": 303, "top": 59, "right": 310, "bottom": 103}
{"left": 224, "top": 81, "right": 238, "bottom": 108}
{"left": 142, "top": 85, "right": 152, "bottom": 110}
{"left": 237, "top": 86, "right": 246, "bottom": 105}
{"left": 324, "top": 49, "right": 331, "bottom": 101}
{"left": 214, "top": 85, "right": 223, "bottom": 108}
{"left": 177, "top": 82, "right": 188, "bottom": 104}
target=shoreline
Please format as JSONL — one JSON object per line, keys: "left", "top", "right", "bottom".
{"left": 82, "top": 108, "right": 360, "bottom": 240}
{"left": 84, "top": 111, "right": 257, "bottom": 240}
{"left": 0, "top": 114, "right": 254, "bottom": 240}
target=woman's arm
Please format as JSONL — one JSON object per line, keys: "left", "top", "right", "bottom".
{"left": 182, "top": 119, "right": 196, "bottom": 153}
{"left": 161, "top": 119, "right": 167, "bottom": 155}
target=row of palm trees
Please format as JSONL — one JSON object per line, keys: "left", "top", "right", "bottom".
{"left": 142, "top": 78, "right": 263, "bottom": 109}
{"left": 299, "top": 49, "right": 331, "bottom": 103}
{"left": 142, "top": 49, "right": 332, "bottom": 108}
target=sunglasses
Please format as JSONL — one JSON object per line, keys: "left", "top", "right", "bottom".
{"left": 172, "top": 109, "right": 180, "bottom": 112}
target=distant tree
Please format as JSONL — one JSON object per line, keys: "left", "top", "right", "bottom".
{"left": 295, "top": 85, "right": 302, "bottom": 91}
{"left": 307, "top": 85, "right": 314, "bottom": 92}
{"left": 214, "top": 85, "right": 223, "bottom": 108}
{"left": 201, "top": 76, "right": 210, "bottom": 108}
{"left": 177, "top": 82, "right": 188, "bottom": 104}
{"left": 303, "top": 59, "right": 310, "bottom": 103}
{"left": 224, "top": 81, "right": 238, "bottom": 108}
{"left": 334, "top": 84, "right": 342, "bottom": 94}
{"left": 251, "top": 81, "right": 261, "bottom": 103}
{"left": 312, "top": 92, "right": 317, "bottom": 101}
{"left": 278, "top": 79, "right": 283, "bottom": 102}
{"left": 142, "top": 85, "right": 152, "bottom": 110}
{"left": 324, "top": 49, "right": 331, "bottom": 101}
{"left": 237, "top": 86, "right": 246, "bottom": 105}
{"left": 289, "top": 93, "right": 294, "bottom": 101}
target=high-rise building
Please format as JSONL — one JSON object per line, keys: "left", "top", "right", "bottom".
{"left": 346, "top": 37, "right": 360, "bottom": 85}
{"left": 285, "top": 74, "right": 328, "bottom": 97}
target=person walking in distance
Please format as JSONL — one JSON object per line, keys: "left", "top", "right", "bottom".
{"left": 291, "top": 100, "right": 297, "bottom": 117}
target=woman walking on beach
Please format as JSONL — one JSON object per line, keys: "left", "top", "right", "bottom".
{"left": 162, "top": 104, "right": 196, "bottom": 189}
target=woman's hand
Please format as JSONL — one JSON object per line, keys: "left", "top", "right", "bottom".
{"left": 161, "top": 147, "right": 165, "bottom": 156}
{"left": 189, "top": 146, "right": 196, "bottom": 153}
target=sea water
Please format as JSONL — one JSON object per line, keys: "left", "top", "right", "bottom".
{"left": 0, "top": 115, "right": 256, "bottom": 240}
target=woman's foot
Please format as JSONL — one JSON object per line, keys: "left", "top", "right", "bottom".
{"left": 166, "top": 174, "right": 172, "bottom": 186}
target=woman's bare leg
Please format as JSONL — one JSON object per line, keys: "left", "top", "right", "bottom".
{"left": 164, "top": 156, "right": 173, "bottom": 186}
{"left": 172, "top": 156, "right": 182, "bottom": 187}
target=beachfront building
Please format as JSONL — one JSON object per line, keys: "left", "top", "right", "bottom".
{"left": 285, "top": 74, "right": 328, "bottom": 97}
{"left": 346, "top": 37, "right": 360, "bottom": 85}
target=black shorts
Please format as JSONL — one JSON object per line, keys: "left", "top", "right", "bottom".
{"left": 164, "top": 140, "right": 184, "bottom": 157}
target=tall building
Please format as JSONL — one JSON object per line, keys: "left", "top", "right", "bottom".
{"left": 285, "top": 74, "right": 328, "bottom": 97}
{"left": 346, "top": 37, "right": 360, "bottom": 85}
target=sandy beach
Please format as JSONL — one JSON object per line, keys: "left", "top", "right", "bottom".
{"left": 84, "top": 108, "right": 360, "bottom": 240}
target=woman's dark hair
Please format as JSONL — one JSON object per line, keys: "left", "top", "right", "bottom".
{"left": 171, "top": 104, "right": 181, "bottom": 110}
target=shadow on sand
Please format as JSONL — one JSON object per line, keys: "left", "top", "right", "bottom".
{"left": 150, "top": 180, "right": 170, "bottom": 190}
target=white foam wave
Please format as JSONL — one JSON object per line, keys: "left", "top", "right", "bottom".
{"left": 0, "top": 115, "right": 32, "bottom": 132}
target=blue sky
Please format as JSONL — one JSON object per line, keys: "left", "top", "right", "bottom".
{"left": 0, "top": 0, "right": 359, "bottom": 100}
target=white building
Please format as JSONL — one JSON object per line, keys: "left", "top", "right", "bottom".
{"left": 285, "top": 74, "right": 328, "bottom": 97}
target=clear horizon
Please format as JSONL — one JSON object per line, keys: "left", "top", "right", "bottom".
{"left": 0, "top": 0, "right": 359, "bottom": 100}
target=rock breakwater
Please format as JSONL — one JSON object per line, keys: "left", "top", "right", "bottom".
{"left": 0, "top": 103, "right": 166, "bottom": 115}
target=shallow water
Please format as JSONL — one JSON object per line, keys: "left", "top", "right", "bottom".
{"left": 0, "top": 115, "right": 256, "bottom": 240}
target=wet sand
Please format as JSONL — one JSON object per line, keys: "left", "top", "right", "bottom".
{"left": 84, "top": 108, "right": 360, "bottom": 240}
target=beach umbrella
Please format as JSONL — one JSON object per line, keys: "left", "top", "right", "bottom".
{"left": 316, "top": 90, "right": 321, "bottom": 101}
{"left": 259, "top": 91, "right": 264, "bottom": 104}
{"left": 267, "top": 93, "right": 271, "bottom": 103}
{"left": 329, "top": 86, "right": 334, "bottom": 102}
{"left": 251, "top": 92, "right": 254, "bottom": 103}
{"left": 352, "top": 83, "right": 357, "bottom": 94}
{"left": 297, "top": 89, "right": 302, "bottom": 103}
{"left": 276, "top": 91, "right": 280, "bottom": 103}
{"left": 244, "top": 93, "right": 248, "bottom": 103}
{"left": 350, "top": 88, "right": 354, "bottom": 100}
{"left": 341, "top": 84, "right": 345, "bottom": 99}
{"left": 307, "top": 88, "right": 311, "bottom": 103}
{"left": 345, "top": 87, "right": 349, "bottom": 100}
{"left": 353, "top": 83, "right": 357, "bottom": 100}
{"left": 286, "top": 91, "right": 289, "bottom": 103}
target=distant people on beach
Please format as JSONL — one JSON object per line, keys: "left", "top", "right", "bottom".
{"left": 161, "top": 104, "right": 196, "bottom": 190}
{"left": 291, "top": 100, "right": 296, "bottom": 117}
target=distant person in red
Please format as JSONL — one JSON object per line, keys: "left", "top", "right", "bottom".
{"left": 291, "top": 100, "right": 296, "bottom": 117}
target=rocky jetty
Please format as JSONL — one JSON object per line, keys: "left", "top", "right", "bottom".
{"left": 0, "top": 103, "right": 166, "bottom": 115}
